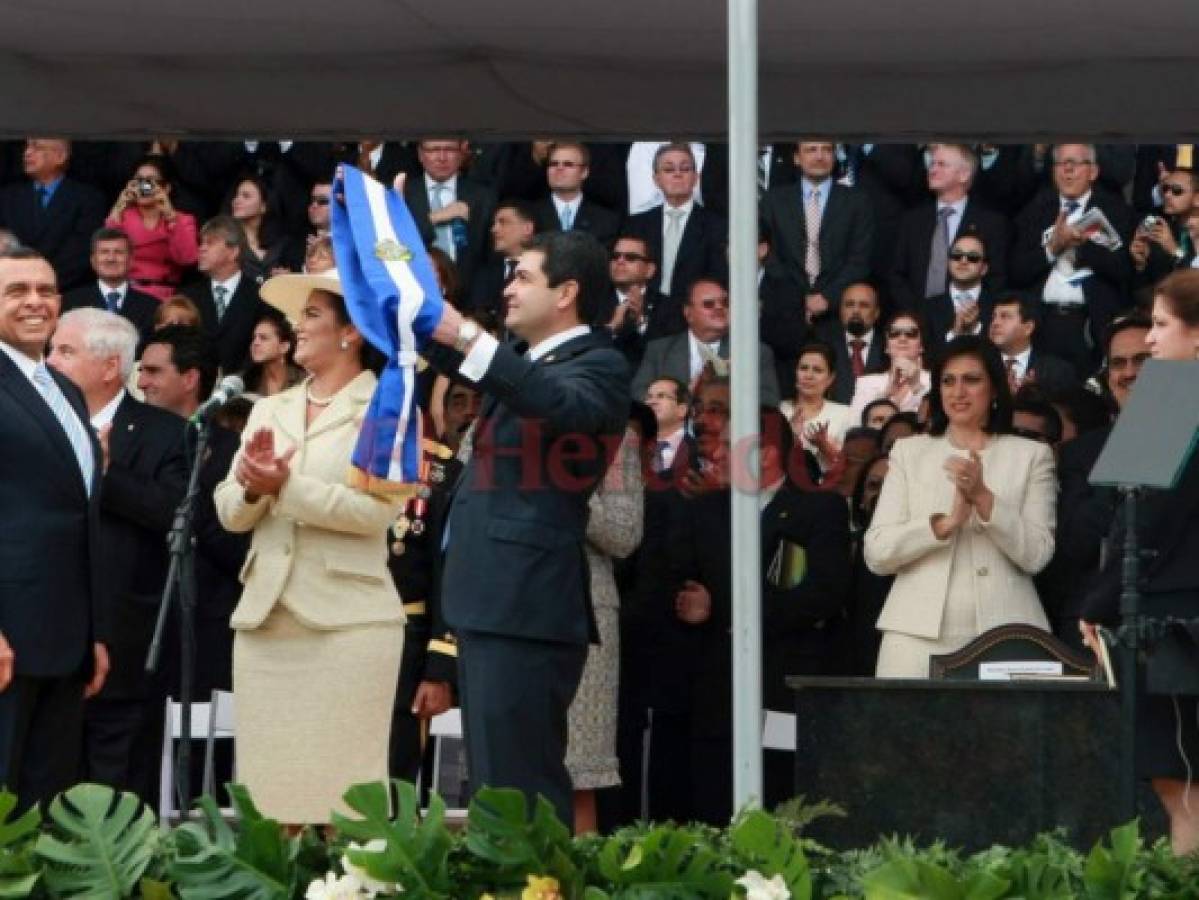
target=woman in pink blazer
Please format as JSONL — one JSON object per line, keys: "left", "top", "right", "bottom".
{"left": 849, "top": 311, "right": 931, "bottom": 426}
{"left": 105, "top": 155, "right": 198, "bottom": 300}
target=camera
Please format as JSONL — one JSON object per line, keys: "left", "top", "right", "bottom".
{"left": 1141, "top": 215, "right": 1161, "bottom": 231}
{"left": 136, "top": 177, "right": 157, "bottom": 198}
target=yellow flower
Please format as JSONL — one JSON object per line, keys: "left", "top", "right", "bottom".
{"left": 521, "top": 874, "right": 563, "bottom": 900}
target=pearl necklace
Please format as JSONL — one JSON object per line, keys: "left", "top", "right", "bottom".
{"left": 306, "top": 385, "right": 335, "bottom": 407}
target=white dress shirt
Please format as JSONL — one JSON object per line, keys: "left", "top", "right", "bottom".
{"left": 98, "top": 280, "right": 129, "bottom": 310}
{"left": 91, "top": 389, "right": 126, "bottom": 431}
{"left": 1003, "top": 346, "right": 1033, "bottom": 384}
{"left": 687, "top": 330, "right": 723, "bottom": 383}
{"left": 458, "top": 325, "right": 592, "bottom": 382}
{"left": 553, "top": 195, "right": 581, "bottom": 229}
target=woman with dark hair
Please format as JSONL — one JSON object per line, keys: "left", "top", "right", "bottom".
{"left": 227, "top": 175, "right": 295, "bottom": 278}
{"left": 780, "top": 341, "right": 853, "bottom": 472}
{"left": 214, "top": 268, "right": 405, "bottom": 825}
{"left": 105, "top": 155, "right": 198, "bottom": 300}
{"left": 241, "top": 307, "right": 303, "bottom": 399}
{"left": 1081, "top": 269, "right": 1199, "bottom": 855}
{"left": 848, "top": 311, "right": 931, "bottom": 424}
{"left": 864, "top": 335, "right": 1056, "bottom": 677}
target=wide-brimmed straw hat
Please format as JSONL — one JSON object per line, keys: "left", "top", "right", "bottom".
{"left": 259, "top": 268, "right": 343, "bottom": 323}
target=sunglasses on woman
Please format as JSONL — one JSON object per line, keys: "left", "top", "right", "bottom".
{"left": 888, "top": 326, "right": 920, "bottom": 339}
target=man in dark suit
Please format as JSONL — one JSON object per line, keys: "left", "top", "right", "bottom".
{"left": 760, "top": 141, "right": 874, "bottom": 323}
{"left": 1132, "top": 144, "right": 1196, "bottom": 214}
{"left": 836, "top": 144, "right": 925, "bottom": 281}
{"left": 137, "top": 326, "right": 246, "bottom": 698}
{"left": 404, "top": 139, "right": 497, "bottom": 295}
{"left": 0, "top": 248, "right": 109, "bottom": 811}
{"left": 0, "top": 139, "right": 106, "bottom": 291}
{"left": 47, "top": 308, "right": 187, "bottom": 802}
{"left": 987, "top": 292, "right": 1080, "bottom": 396}
{"left": 890, "top": 144, "right": 1009, "bottom": 313}
{"left": 425, "top": 230, "right": 630, "bottom": 828}
{"left": 755, "top": 231, "right": 809, "bottom": 398}
{"left": 340, "top": 140, "right": 420, "bottom": 188}
{"left": 62, "top": 228, "right": 159, "bottom": 338}
{"left": 630, "top": 277, "right": 781, "bottom": 406}
{"left": 1130, "top": 168, "right": 1198, "bottom": 295}
{"left": 467, "top": 200, "right": 536, "bottom": 320}
{"left": 532, "top": 143, "right": 620, "bottom": 246}
{"left": 183, "top": 216, "right": 267, "bottom": 374}
{"left": 1010, "top": 143, "right": 1134, "bottom": 377}
{"left": 668, "top": 405, "right": 850, "bottom": 824}
{"left": 813, "top": 282, "right": 885, "bottom": 405}
{"left": 606, "top": 235, "right": 683, "bottom": 368}
{"left": 699, "top": 142, "right": 798, "bottom": 218}
{"left": 922, "top": 231, "right": 996, "bottom": 357}
{"left": 625, "top": 143, "right": 728, "bottom": 302}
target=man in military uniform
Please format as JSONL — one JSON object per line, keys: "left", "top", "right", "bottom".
{"left": 386, "top": 437, "right": 462, "bottom": 784}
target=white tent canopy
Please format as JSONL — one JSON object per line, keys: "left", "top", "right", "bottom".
{"left": 3, "top": 0, "right": 1197, "bottom": 139}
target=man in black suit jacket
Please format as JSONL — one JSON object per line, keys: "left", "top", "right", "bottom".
{"left": 625, "top": 143, "right": 728, "bottom": 301}
{"left": 339, "top": 140, "right": 420, "bottom": 189}
{"left": 62, "top": 228, "right": 159, "bottom": 339}
{"left": 760, "top": 142, "right": 874, "bottom": 322}
{"left": 836, "top": 144, "right": 926, "bottom": 281}
{"left": 1010, "top": 144, "right": 1134, "bottom": 377}
{"left": 987, "top": 292, "right": 1080, "bottom": 396}
{"left": 606, "top": 234, "right": 684, "bottom": 368}
{"left": 0, "top": 140, "right": 106, "bottom": 291}
{"left": 48, "top": 308, "right": 188, "bottom": 802}
{"left": 890, "top": 144, "right": 1009, "bottom": 312}
{"left": 0, "top": 250, "right": 109, "bottom": 811}
{"left": 426, "top": 231, "right": 630, "bottom": 829}
{"left": 699, "top": 142, "right": 798, "bottom": 219}
{"left": 667, "top": 407, "right": 850, "bottom": 824}
{"left": 813, "top": 282, "right": 886, "bottom": 405}
{"left": 404, "top": 139, "right": 497, "bottom": 295}
{"left": 921, "top": 231, "right": 996, "bottom": 358}
{"left": 467, "top": 200, "right": 536, "bottom": 320}
{"left": 183, "top": 216, "right": 267, "bottom": 374}
{"left": 532, "top": 142, "right": 620, "bottom": 247}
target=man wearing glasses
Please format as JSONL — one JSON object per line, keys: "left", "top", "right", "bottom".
{"left": 922, "top": 231, "right": 996, "bottom": 355}
{"left": 1131, "top": 168, "right": 1199, "bottom": 289}
{"left": 626, "top": 144, "right": 728, "bottom": 302}
{"left": 1010, "top": 143, "right": 1134, "bottom": 379}
{"left": 629, "top": 277, "right": 779, "bottom": 406}
{"left": 606, "top": 235, "right": 682, "bottom": 366}
{"left": 532, "top": 142, "right": 619, "bottom": 246}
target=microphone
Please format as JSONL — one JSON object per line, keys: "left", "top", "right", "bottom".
{"left": 189, "top": 374, "right": 245, "bottom": 424}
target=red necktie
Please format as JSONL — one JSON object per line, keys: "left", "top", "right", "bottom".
{"left": 850, "top": 339, "right": 866, "bottom": 378}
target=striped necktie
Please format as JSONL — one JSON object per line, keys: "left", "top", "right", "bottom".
{"left": 32, "top": 362, "right": 94, "bottom": 494}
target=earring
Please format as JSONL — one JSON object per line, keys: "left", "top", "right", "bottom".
{"left": 339, "top": 339, "right": 349, "bottom": 351}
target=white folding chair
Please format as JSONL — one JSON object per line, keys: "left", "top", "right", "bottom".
{"left": 425, "top": 709, "right": 468, "bottom": 819}
{"left": 159, "top": 698, "right": 213, "bottom": 827}
{"left": 202, "top": 690, "right": 237, "bottom": 801}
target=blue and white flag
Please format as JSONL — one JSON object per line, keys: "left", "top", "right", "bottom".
{"left": 331, "top": 167, "right": 446, "bottom": 494}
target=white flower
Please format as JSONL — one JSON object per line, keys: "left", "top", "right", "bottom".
{"left": 736, "top": 869, "right": 791, "bottom": 900}
{"left": 305, "top": 871, "right": 369, "bottom": 900}
{"left": 341, "top": 839, "right": 400, "bottom": 897}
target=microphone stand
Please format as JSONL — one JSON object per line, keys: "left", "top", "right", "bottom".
{"left": 146, "top": 415, "right": 212, "bottom": 821}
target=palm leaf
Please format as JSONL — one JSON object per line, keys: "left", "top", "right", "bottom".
{"left": 34, "top": 783, "right": 157, "bottom": 899}
{"left": 0, "top": 789, "right": 41, "bottom": 898}
{"left": 168, "top": 785, "right": 294, "bottom": 900}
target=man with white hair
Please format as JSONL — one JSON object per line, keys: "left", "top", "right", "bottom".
{"left": 889, "top": 143, "right": 1010, "bottom": 311}
{"left": 48, "top": 307, "right": 188, "bottom": 802}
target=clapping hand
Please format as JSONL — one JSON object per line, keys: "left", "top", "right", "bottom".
{"left": 1130, "top": 233, "right": 1150, "bottom": 271}
{"left": 674, "top": 580, "right": 712, "bottom": 625}
{"left": 952, "top": 301, "right": 980, "bottom": 335}
{"left": 235, "top": 427, "right": 296, "bottom": 499}
{"left": 1048, "top": 210, "right": 1084, "bottom": 255}
{"left": 944, "top": 449, "right": 986, "bottom": 503}
{"left": 805, "top": 420, "right": 839, "bottom": 460}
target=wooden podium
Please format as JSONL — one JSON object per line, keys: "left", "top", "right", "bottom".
{"left": 786, "top": 675, "right": 1166, "bottom": 849}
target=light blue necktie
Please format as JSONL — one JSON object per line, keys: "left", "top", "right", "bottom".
{"left": 560, "top": 204, "right": 574, "bottom": 231}
{"left": 32, "top": 362, "right": 94, "bottom": 494}
{"left": 105, "top": 291, "right": 121, "bottom": 313}
{"left": 431, "top": 184, "right": 455, "bottom": 257}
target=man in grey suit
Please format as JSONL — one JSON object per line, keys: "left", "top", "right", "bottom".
{"left": 760, "top": 141, "right": 875, "bottom": 323}
{"left": 631, "top": 277, "right": 781, "bottom": 406}
{"left": 426, "top": 230, "right": 630, "bottom": 829}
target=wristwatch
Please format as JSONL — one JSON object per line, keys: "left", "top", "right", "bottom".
{"left": 454, "top": 321, "right": 481, "bottom": 353}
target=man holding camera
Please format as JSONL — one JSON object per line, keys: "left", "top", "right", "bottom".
{"left": 1131, "top": 168, "right": 1199, "bottom": 290}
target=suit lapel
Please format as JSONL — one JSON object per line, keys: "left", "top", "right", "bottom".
{"left": 304, "top": 371, "right": 374, "bottom": 441}
{"left": 271, "top": 386, "right": 307, "bottom": 446}
{"left": 0, "top": 354, "right": 89, "bottom": 498}
{"left": 108, "top": 396, "right": 138, "bottom": 467}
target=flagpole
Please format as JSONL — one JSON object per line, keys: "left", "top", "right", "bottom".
{"left": 728, "top": 0, "right": 763, "bottom": 812}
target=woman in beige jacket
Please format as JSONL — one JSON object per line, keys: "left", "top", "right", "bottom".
{"left": 215, "top": 269, "right": 405, "bottom": 824}
{"left": 864, "top": 336, "right": 1055, "bottom": 678}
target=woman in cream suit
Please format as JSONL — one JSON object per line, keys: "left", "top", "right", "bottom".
{"left": 865, "top": 335, "right": 1055, "bottom": 678}
{"left": 215, "top": 269, "right": 405, "bottom": 824}
{"left": 848, "top": 312, "right": 932, "bottom": 425}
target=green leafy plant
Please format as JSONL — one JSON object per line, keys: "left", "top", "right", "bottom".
{"left": 0, "top": 791, "right": 41, "bottom": 898}
{"left": 330, "top": 779, "right": 454, "bottom": 898}
{"left": 463, "top": 788, "right": 583, "bottom": 897}
{"left": 1082, "top": 820, "right": 1144, "bottom": 900}
{"left": 168, "top": 784, "right": 305, "bottom": 900}
{"left": 771, "top": 795, "right": 848, "bottom": 838}
{"left": 33, "top": 783, "right": 157, "bottom": 899}
{"left": 586, "top": 823, "right": 733, "bottom": 899}
{"left": 730, "top": 809, "right": 812, "bottom": 899}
